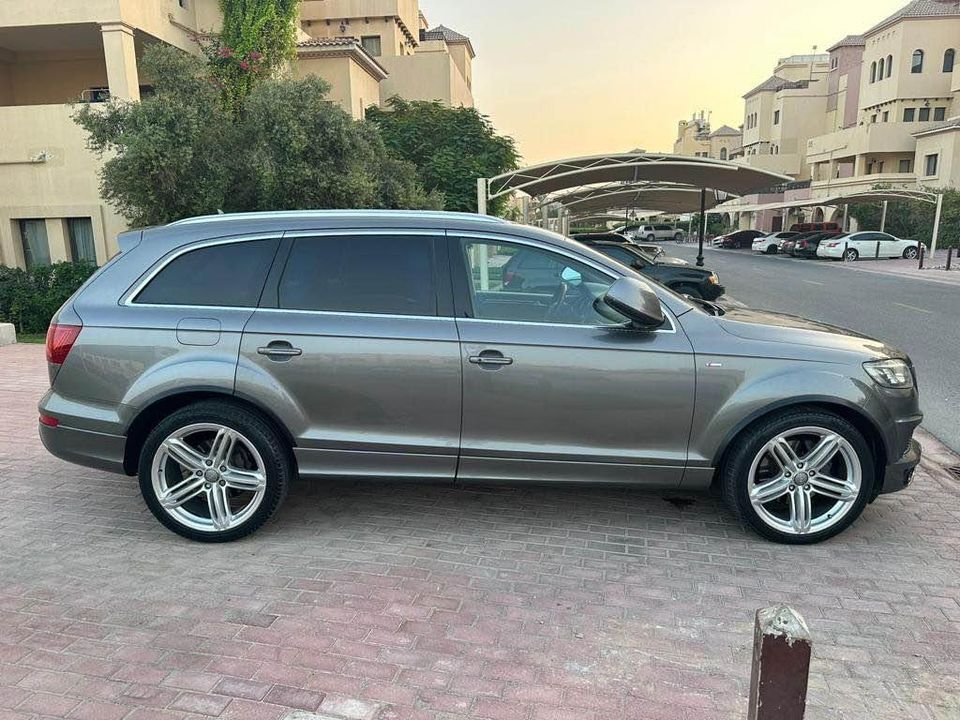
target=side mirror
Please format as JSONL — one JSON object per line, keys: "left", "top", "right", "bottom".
{"left": 602, "top": 277, "right": 665, "bottom": 330}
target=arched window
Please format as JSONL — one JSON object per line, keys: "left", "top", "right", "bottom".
{"left": 944, "top": 49, "right": 955, "bottom": 73}
{"left": 870, "top": 61, "right": 877, "bottom": 82}
{"left": 887, "top": 54, "right": 893, "bottom": 77}
{"left": 878, "top": 57, "right": 885, "bottom": 79}
{"left": 720, "top": 147, "right": 727, "bottom": 161}
{"left": 912, "top": 49, "right": 924, "bottom": 73}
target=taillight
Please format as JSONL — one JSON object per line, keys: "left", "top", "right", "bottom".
{"left": 45, "top": 323, "right": 82, "bottom": 365}
{"left": 39, "top": 414, "right": 59, "bottom": 428}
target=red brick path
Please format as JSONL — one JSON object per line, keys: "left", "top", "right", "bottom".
{"left": 0, "top": 343, "right": 958, "bottom": 720}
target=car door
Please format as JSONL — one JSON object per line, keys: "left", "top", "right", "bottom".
{"left": 236, "top": 230, "right": 462, "bottom": 479}
{"left": 874, "top": 232, "right": 899, "bottom": 257}
{"left": 450, "top": 233, "right": 696, "bottom": 486}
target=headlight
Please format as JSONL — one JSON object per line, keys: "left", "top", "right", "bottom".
{"left": 864, "top": 359, "right": 913, "bottom": 389}
{"left": 708, "top": 273, "right": 720, "bottom": 284}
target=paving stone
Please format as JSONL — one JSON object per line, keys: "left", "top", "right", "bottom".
{"left": 0, "top": 343, "right": 957, "bottom": 719}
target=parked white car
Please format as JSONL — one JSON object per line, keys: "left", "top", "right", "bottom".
{"left": 752, "top": 231, "right": 798, "bottom": 255}
{"left": 627, "top": 224, "right": 686, "bottom": 242}
{"left": 816, "top": 232, "right": 924, "bottom": 261}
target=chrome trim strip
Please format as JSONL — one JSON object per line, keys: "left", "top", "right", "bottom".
{"left": 456, "top": 317, "right": 677, "bottom": 334}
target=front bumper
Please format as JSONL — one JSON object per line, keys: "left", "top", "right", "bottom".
{"left": 878, "top": 437, "right": 921, "bottom": 495}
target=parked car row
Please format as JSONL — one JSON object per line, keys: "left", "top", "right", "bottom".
{"left": 710, "top": 222, "right": 925, "bottom": 262}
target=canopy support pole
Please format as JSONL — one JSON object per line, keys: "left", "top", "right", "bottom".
{"left": 880, "top": 201, "right": 888, "bottom": 232}
{"left": 842, "top": 204, "right": 849, "bottom": 232}
{"left": 930, "top": 192, "right": 943, "bottom": 261}
{"left": 477, "top": 178, "right": 488, "bottom": 215}
{"left": 697, "top": 189, "right": 707, "bottom": 267}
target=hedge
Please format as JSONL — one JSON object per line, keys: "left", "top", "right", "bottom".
{"left": 0, "top": 262, "right": 98, "bottom": 335}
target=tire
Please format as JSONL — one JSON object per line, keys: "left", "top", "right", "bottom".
{"left": 721, "top": 408, "right": 874, "bottom": 544}
{"left": 138, "top": 400, "right": 292, "bottom": 542}
{"left": 675, "top": 283, "right": 704, "bottom": 299}
{"left": 674, "top": 233, "right": 684, "bottom": 243}
{"left": 902, "top": 246, "right": 919, "bottom": 260}
{"left": 766, "top": 245, "right": 778, "bottom": 255}
{"left": 646, "top": 235, "right": 656, "bottom": 242}
{"left": 844, "top": 248, "right": 859, "bottom": 262}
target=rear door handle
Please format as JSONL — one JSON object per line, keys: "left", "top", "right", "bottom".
{"left": 257, "top": 341, "right": 302, "bottom": 359}
{"left": 468, "top": 350, "right": 513, "bottom": 367}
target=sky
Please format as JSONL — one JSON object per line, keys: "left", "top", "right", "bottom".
{"left": 419, "top": 0, "right": 909, "bottom": 164}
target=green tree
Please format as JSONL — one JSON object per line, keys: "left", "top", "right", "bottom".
{"left": 75, "top": 45, "right": 440, "bottom": 227}
{"left": 201, "top": 0, "right": 301, "bottom": 113}
{"left": 848, "top": 187, "right": 960, "bottom": 249}
{"left": 367, "top": 97, "right": 519, "bottom": 215}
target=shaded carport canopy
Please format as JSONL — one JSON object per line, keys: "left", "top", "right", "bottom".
{"left": 536, "top": 182, "right": 721, "bottom": 215}
{"left": 483, "top": 153, "right": 792, "bottom": 213}
{"left": 712, "top": 188, "right": 941, "bottom": 214}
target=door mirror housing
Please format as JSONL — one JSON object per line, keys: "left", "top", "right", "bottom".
{"left": 602, "top": 277, "right": 665, "bottom": 330}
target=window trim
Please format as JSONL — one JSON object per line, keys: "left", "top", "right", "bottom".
{"left": 911, "top": 49, "right": 924, "bottom": 73}
{"left": 122, "top": 233, "right": 285, "bottom": 309}
{"left": 448, "top": 232, "right": 676, "bottom": 333}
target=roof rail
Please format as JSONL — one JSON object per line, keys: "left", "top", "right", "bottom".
{"left": 168, "top": 210, "right": 508, "bottom": 227}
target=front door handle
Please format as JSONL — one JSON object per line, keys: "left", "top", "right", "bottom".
{"left": 257, "top": 341, "right": 302, "bottom": 360}
{"left": 468, "top": 350, "right": 513, "bottom": 367}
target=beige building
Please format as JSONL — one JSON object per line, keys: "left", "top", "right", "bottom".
{"left": 739, "top": 54, "right": 831, "bottom": 180}
{"left": 808, "top": 0, "right": 960, "bottom": 197}
{"left": 673, "top": 111, "right": 741, "bottom": 161}
{"left": 0, "top": 0, "right": 475, "bottom": 270}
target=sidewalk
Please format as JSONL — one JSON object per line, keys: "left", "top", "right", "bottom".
{"left": 825, "top": 251, "right": 960, "bottom": 286}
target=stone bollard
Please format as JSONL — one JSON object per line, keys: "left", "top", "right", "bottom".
{"left": 747, "top": 605, "right": 812, "bottom": 720}
{"left": 0, "top": 324, "right": 16, "bottom": 347}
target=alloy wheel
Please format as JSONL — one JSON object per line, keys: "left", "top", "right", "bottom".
{"left": 151, "top": 423, "right": 268, "bottom": 533}
{"left": 747, "top": 426, "right": 862, "bottom": 536}
{"left": 903, "top": 247, "right": 919, "bottom": 260}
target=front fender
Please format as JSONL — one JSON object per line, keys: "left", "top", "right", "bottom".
{"left": 687, "top": 359, "right": 891, "bottom": 469}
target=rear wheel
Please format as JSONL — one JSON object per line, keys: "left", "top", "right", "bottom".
{"left": 902, "top": 246, "right": 919, "bottom": 260}
{"left": 721, "top": 408, "right": 874, "bottom": 544}
{"left": 138, "top": 400, "right": 292, "bottom": 542}
{"left": 844, "top": 248, "right": 859, "bottom": 262}
{"left": 766, "top": 244, "right": 778, "bottom": 255}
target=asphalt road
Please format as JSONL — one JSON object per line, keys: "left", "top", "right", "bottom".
{"left": 666, "top": 242, "right": 960, "bottom": 453}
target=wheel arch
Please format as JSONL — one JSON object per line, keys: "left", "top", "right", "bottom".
{"left": 122, "top": 388, "right": 297, "bottom": 476}
{"left": 710, "top": 398, "right": 888, "bottom": 499}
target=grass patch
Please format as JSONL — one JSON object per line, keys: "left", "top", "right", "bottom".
{"left": 17, "top": 333, "right": 46, "bottom": 344}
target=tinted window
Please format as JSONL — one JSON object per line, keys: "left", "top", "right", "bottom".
{"left": 279, "top": 235, "right": 436, "bottom": 316}
{"left": 598, "top": 245, "right": 642, "bottom": 267}
{"left": 136, "top": 239, "right": 279, "bottom": 307}
{"left": 463, "top": 241, "right": 626, "bottom": 326}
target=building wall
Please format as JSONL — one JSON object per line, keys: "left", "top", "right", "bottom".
{"left": 299, "top": 0, "right": 419, "bottom": 56}
{"left": 380, "top": 44, "right": 472, "bottom": 106}
{"left": 1, "top": 49, "right": 107, "bottom": 106}
{"left": 826, "top": 44, "right": 864, "bottom": 131}
{"left": 0, "top": 104, "right": 125, "bottom": 268}
{"left": 915, "top": 130, "right": 959, "bottom": 186}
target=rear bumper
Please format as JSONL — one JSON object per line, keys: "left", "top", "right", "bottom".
{"left": 878, "top": 437, "right": 921, "bottom": 495}
{"left": 39, "top": 422, "right": 127, "bottom": 475}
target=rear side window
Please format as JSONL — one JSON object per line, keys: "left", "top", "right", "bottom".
{"left": 278, "top": 235, "right": 436, "bottom": 316}
{"left": 135, "top": 239, "right": 279, "bottom": 307}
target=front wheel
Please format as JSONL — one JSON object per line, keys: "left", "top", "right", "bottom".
{"left": 903, "top": 246, "right": 919, "bottom": 260}
{"left": 721, "top": 408, "right": 874, "bottom": 544}
{"left": 138, "top": 400, "right": 292, "bottom": 542}
{"left": 646, "top": 235, "right": 656, "bottom": 242}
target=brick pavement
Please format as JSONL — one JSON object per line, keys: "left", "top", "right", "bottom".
{"left": 0, "top": 342, "right": 958, "bottom": 720}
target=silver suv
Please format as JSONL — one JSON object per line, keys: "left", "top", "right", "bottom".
{"left": 629, "top": 224, "right": 685, "bottom": 242}
{"left": 39, "top": 211, "right": 921, "bottom": 544}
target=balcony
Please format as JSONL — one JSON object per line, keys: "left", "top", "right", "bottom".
{"left": 807, "top": 121, "right": 942, "bottom": 164}
{"left": 811, "top": 172, "right": 918, "bottom": 196}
